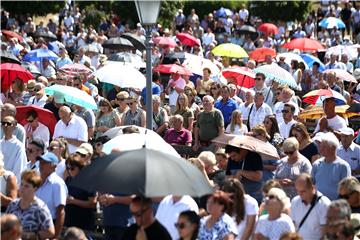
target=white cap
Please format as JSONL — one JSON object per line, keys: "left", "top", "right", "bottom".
{"left": 339, "top": 127, "right": 354, "bottom": 136}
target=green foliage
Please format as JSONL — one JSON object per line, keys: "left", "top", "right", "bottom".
{"left": 82, "top": 4, "right": 107, "bottom": 28}
{"left": 2, "top": 1, "right": 64, "bottom": 16}
{"left": 250, "top": 1, "right": 311, "bottom": 22}
{"left": 158, "top": 1, "right": 184, "bottom": 28}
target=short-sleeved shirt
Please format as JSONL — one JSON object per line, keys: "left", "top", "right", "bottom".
{"left": 164, "top": 128, "right": 192, "bottom": 146}
{"left": 338, "top": 143, "right": 360, "bottom": 178}
{"left": 234, "top": 194, "right": 259, "bottom": 239}
{"left": 75, "top": 108, "right": 95, "bottom": 128}
{"left": 215, "top": 98, "right": 238, "bottom": 127}
{"left": 314, "top": 115, "right": 347, "bottom": 133}
{"left": 248, "top": 103, "right": 273, "bottom": 130}
{"left": 300, "top": 142, "right": 319, "bottom": 162}
{"left": 311, "top": 157, "right": 351, "bottom": 200}
{"left": 255, "top": 214, "right": 295, "bottom": 240}
{"left": 35, "top": 172, "right": 68, "bottom": 219}
{"left": 95, "top": 110, "right": 119, "bottom": 138}
{"left": 199, "top": 213, "right": 238, "bottom": 240}
{"left": 6, "top": 197, "right": 54, "bottom": 233}
{"left": 121, "top": 220, "right": 171, "bottom": 240}
{"left": 196, "top": 109, "right": 224, "bottom": 142}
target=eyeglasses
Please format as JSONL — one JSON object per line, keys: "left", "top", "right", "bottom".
{"left": 174, "top": 222, "right": 189, "bottom": 229}
{"left": 1, "top": 122, "right": 13, "bottom": 127}
{"left": 284, "top": 150, "right": 295, "bottom": 155}
{"left": 282, "top": 110, "right": 290, "bottom": 114}
{"left": 127, "top": 102, "right": 135, "bottom": 106}
{"left": 255, "top": 78, "right": 263, "bottom": 81}
{"left": 131, "top": 208, "right": 149, "bottom": 217}
{"left": 34, "top": 88, "right": 41, "bottom": 92}
{"left": 339, "top": 191, "right": 355, "bottom": 200}
{"left": 47, "top": 146, "right": 59, "bottom": 151}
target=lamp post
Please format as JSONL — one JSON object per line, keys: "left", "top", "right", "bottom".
{"left": 135, "top": 1, "right": 161, "bottom": 130}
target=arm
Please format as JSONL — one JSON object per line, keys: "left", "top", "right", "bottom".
{"left": 240, "top": 215, "right": 257, "bottom": 240}
{"left": 193, "top": 126, "right": 200, "bottom": 151}
{"left": 1, "top": 175, "right": 17, "bottom": 206}
{"left": 218, "top": 126, "right": 225, "bottom": 136}
{"left": 88, "top": 127, "right": 95, "bottom": 140}
{"left": 236, "top": 170, "right": 263, "bottom": 182}
{"left": 98, "top": 194, "right": 132, "bottom": 206}
{"left": 114, "top": 112, "right": 122, "bottom": 126}
{"left": 54, "top": 205, "right": 65, "bottom": 239}
{"left": 187, "top": 117, "right": 194, "bottom": 132}
{"left": 141, "top": 111, "right": 146, "bottom": 128}
{"left": 196, "top": 78, "right": 202, "bottom": 93}
{"left": 38, "top": 226, "right": 55, "bottom": 240}
{"left": 67, "top": 195, "right": 97, "bottom": 209}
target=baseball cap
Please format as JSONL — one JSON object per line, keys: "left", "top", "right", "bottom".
{"left": 36, "top": 152, "right": 59, "bottom": 164}
{"left": 76, "top": 143, "right": 93, "bottom": 156}
{"left": 312, "top": 132, "right": 325, "bottom": 142}
{"left": 339, "top": 127, "right": 354, "bottom": 136}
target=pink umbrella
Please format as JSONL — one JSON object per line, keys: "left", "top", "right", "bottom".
{"left": 153, "top": 36, "right": 177, "bottom": 48}
{"left": 176, "top": 33, "right": 200, "bottom": 47}
{"left": 323, "top": 69, "right": 357, "bottom": 83}
{"left": 59, "top": 63, "right": 93, "bottom": 77}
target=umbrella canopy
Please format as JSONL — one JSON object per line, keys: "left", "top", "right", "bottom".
{"left": 15, "top": 105, "right": 57, "bottom": 136}
{"left": 303, "top": 89, "right": 347, "bottom": 106}
{"left": 253, "top": 64, "right": 297, "bottom": 89}
{"left": 21, "top": 62, "right": 41, "bottom": 77}
{"left": 323, "top": 69, "right": 357, "bottom": 83}
{"left": 23, "top": 48, "right": 59, "bottom": 62}
{"left": 104, "top": 125, "right": 152, "bottom": 138}
{"left": 258, "top": 23, "right": 279, "bottom": 35}
{"left": 48, "top": 41, "right": 66, "bottom": 54}
{"left": 163, "top": 52, "right": 186, "bottom": 64}
{"left": 215, "top": 7, "right": 233, "bottom": 18}
{"left": 34, "top": 31, "right": 57, "bottom": 41}
{"left": 319, "top": 17, "right": 346, "bottom": 29}
{"left": 71, "top": 148, "right": 214, "bottom": 197}
{"left": 221, "top": 67, "right": 255, "bottom": 88}
{"left": 249, "top": 47, "right": 276, "bottom": 62}
{"left": 182, "top": 53, "right": 220, "bottom": 77}
{"left": 108, "top": 52, "right": 145, "bottom": 69}
{"left": 1, "top": 30, "right": 23, "bottom": 42}
{"left": 276, "top": 52, "right": 309, "bottom": 69}
{"left": 153, "top": 64, "right": 192, "bottom": 76}
{"left": 1, "top": 63, "right": 33, "bottom": 93}
{"left": 326, "top": 45, "right": 359, "bottom": 61}
{"left": 92, "top": 62, "right": 146, "bottom": 89}
{"left": 121, "top": 32, "right": 146, "bottom": 51}
{"left": 59, "top": 63, "right": 93, "bottom": 77}
{"left": 102, "top": 132, "right": 180, "bottom": 157}
{"left": 300, "top": 53, "right": 325, "bottom": 72}
{"left": 153, "top": 36, "right": 177, "bottom": 48}
{"left": 236, "top": 25, "right": 259, "bottom": 41}
{"left": 176, "top": 33, "right": 200, "bottom": 47}
{"left": 212, "top": 134, "right": 280, "bottom": 160}
{"left": 212, "top": 43, "right": 248, "bottom": 58}
{"left": 282, "top": 38, "right": 325, "bottom": 52}
{"left": 0, "top": 50, "right": 20, "bottom": 64}
{"left": 45, "top": 85, "right": 97, "bottom": 109}
{"left": 102, "top": 37, "right": 134, "bottom": 50}
{"left": 298, "top": 105, "right": 359, "bottom": 119}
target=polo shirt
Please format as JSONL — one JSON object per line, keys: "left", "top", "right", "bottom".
{"left": 215, "top": 98, "right": 238, "bottom": 127}
{"left": 27, "top": 95, "right": 48, "bottom": 108}
{"left": 53, "top": 114, "right": 88, "bottom": 153}
{"left": 279, "top": 119, "right": 297, "bottom": 138}
{"left": 36, "top": 172, "right": 68, "bottom": 219}
{"left": 291, "top": 192, "right": 331, "bottom": 240}
{"left": 196, "top": 109, "right": 224, "bottom": 142}
{"left": 163, "top": 128, "right": 192, "bottom": 146}
{"left": 338, "top": 143, "right": 360, "bottom": 178}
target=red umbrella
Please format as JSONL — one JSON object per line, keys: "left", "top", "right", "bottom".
{"left": 221, "top": 67, "right": 255, "bottom": 88}
{"left": 153, "top": 36, "right": 177, "bottom": 48}
{"left": 153, "top": 64, "right": 192, "bottom": 76}
{"left": 249, "top": 47, "right": 276, "bottom": 62}
{"left": 1, "top": 30, "right": 23, "bottom": 42}
{"left": 258, "top": 23, "right": 279, "bottom": 35}
{"left": 282, "top": 38, "right": 325, "bottom": 52}
{"left": 1, "top": 63, "right": 33, "bottom": 93}
{"left": 59, "top": 63, "right": 93, "bottom": 77}
{"left": 176, "top": 33, "right": 200, "bottom": 47}
{"left": 15, "top": 105, "right": 57, "bottom": 136}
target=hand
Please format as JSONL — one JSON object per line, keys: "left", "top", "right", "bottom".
{"left": 254, "top": 233, "right": 269, "bottom": 240}
{"left": 235, "top": 170, "right": 243, "bottom": 180}
{"left": 98, "top": 194, "right": 115, "bottom": 206}
{"left": 136, "top": 227, "right": 148, "bottom": 240}
{"left": 66, "top": 195, "right": 74, "bottom": 204}
{"left": 280, "top": 179, "right": 293, "bottom": 186}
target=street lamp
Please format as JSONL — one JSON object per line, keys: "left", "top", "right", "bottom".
{"left": 135, "top": 0, "right": 161, "bottom": 130}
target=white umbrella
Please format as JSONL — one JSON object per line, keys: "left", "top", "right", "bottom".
{"left": 254, "top": 64, "right": 298, "bottom": 89}
{"left": 276, "top": 52, "right": 309, "bottom": 69}
{"left": 182, "top": 53, "right": 221, "bottom": 77}
{"left": 92, "top": 62, "right": 146, "bottom": 89}
{"left": 326, "top": 44, "right": 359, "bottom": 61}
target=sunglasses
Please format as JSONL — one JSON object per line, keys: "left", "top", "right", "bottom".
{"left": 339, "top": 191, "right": 355, "bottom": 200}
{"left": 282, "top": 110, "right": 290, "bottom": 114}
{"left": 76, "top": 152, "right": 87, "bottom": 158}
{"left": 131, "top": 208, "right": 149, "bottom": 217}
{"left": 284, "top": 151, "right": 295, "bottom": 155}
{"left": 174, "top": 222, "right": 189, "bottom": 229}
{"left": 255, "top": 78, "right": 263, "bottom": 81}
{"left": 1, "top": 122, "right": 13, "bottom": 127}
{"left": 267, "top": 195, "right": 278, "bottom": 200}
{"left": 127, "top": 102, "right": 135, "bottom": 106}
{"left": 27, "top": 118, "right": 34, "bottom": 123}
{"left": 48, "top": 146, "right": 59, "bottom": 151}
{"left": 34, "top": 88, "right": 41, "bottom": 92}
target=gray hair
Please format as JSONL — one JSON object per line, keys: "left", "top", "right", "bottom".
{"left": 172, "top": 114, "right": 184, "bottom": 123}
{"left": 328, "top": 199, "right": 351, "bottom": 220}
{"left": 321, "top": 132, "right": 340, "bottom": 149}
{"left": 203, "top": 95, "right": 214, "bottom": 103}
{"left": 282, "top": 137, "right": 299, "bottom": 152}
{"left": 198, "top": 151, "right": 216, "bottom": 166}
{"left": 338, "top": 177, "right": 360, "bottom": 193}
{"left": 152, "top": 95, "right": 161, "bottom": 103}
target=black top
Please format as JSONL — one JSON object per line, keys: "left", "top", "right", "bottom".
{"left": 122, "top": 220, "right": 172, "bottom": 240}
{"left": 64, "top": 177, "right": 96, "bottom": 230}
{"left": 44, "top": 101, "right": 60, "bottom": 121}
{"left": 300, "top": 142, "right": 319, "bottom": 162}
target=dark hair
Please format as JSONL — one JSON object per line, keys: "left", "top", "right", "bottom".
{"left": 21, "top": 170, "right": 42, "bottom": 188}
{"left": 29, "top": 139, "right": 45, "bottom": 153}
{"left": 131, "top": 195, "right": 153, "bottom": 209}
{"left": 210, "top": 191, "right": 231, "bottom": 213}
{"left": 222, "top": 179, "right": 246, "bottom": 224}
{"left": 289, "top": 122, "right": 311, "bottom": 141}
{"left": 25, "top": 109, "right": 38, "bottom": 119}
{"left": 255, "top": 72, "right": 265, "bottom": 80}
{"left": 225, "top": 145, "right": 241, "bottom": 154}
{"left": 264, "top": 115, "right": 281, "bottom": 141}
{"left": 122, "top": 126, "right": 140, "bottom": 134}
{"left": 95, "top": 135, "right": 111, "bottom": 144}
{"left": 66, "top": 154, "right": 86, "bottom": 170}
{"left": 153, "top": 72, "right": 160, "bottom": 82}
{"left": 284, "top": 103, "right": 295, "bottom": 113}
{"left": 295, "top": 173, "right": 314, "bottom": 189}
{"left": 179, "top": 211, "right": 200, "bottom": 240}
{"left": 313, "top": 62, "right": 320, "bottom": 68}
{"left": 291, "top": 60, "right": 299, "bottom": 69}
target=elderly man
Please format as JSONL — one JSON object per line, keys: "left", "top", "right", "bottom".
{"left": 338, "top": 127, "right": 360, "bottom": 180}
{"left": 164, "top": 115, "right": 192, "bottom": 146}
{"left": 152, "top": 95, "right": 169, "bottom": 136}
{"left": 247, "top": 91, "right": 272, "bottom": 130}
{"left": 27, "top": 82, "right": 47, "bottom": 107}
{"left": 238, "top": 89, "right": 255, "bottom": 121}
{"left": 215, "top": 85, "right": 238, "bottom": 127}
{"left": 325, "top": 53, "right": 342, "bottom": 70}
{"left": 314, "top": 97, "right": 347, "bottom": 134}
{"left": 53, "top": 106, "right": 88, "bottom": 154}
{"left": 55, "top": 47, "right": 72, "bottom": 69}
{"left": 325, "top": 71, "right": 342, "bottom": 93}
{"left": 0, "top": 116, "right": 27, "bottom": 183}
{"left": 311, "top": 132, "right": 351, "bottom": 200}
{"left": 0, "top": 103, "right": 26, "bottom": 145}
{"left": 198, "top": 151, "right": 226, "bottom": 188}
{"left": 273, "top": 87, "right": 300, "bottom": 124}
{"left": 324, "top": 199, "right": 353, "bottom": 240}
{"left": 36, "top": 152, "right": 68, "bottom": 239}
{"left": 291, "top": 173, "right": 331, "bottom": 240}
{"left": 252, "top": 72, "right": 273, "bottom": 106}
{"left": 193, "top": 95, "right": 224, "bottom": 152}
{"left": 338, "top": 177, "right": 360, "bottom": 213}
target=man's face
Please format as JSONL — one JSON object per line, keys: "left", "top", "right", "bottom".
{"left": 73, "top": 80, "right": 82, "bottom": 89}
{"left": 39, "top": 160, "right": 55, "bottom": 178}
{"left": 130, "top": 202, "right": 150, "bottom": 226}
{"left": 221, "top": 88, "right": 230, "bottom": 100}
{"left": 282, "top": 106, "right": 293, "bottom": 121}
{"left": 325, "top": 207, "right": 348, "bottom": 239}
{"left": 254, "top": 93, "right": 264, "bottom": 105}
{"left": 255, "top": 75, "right": 265, "bottom": 87}
{"left": 26, "top": 143, "right": 42, "bottom": 162}
{"left": 323, "top": 99, "right": 336, "bottom": 116}
{"left": 295, "top": 180, "right": 313, "bottom": 203}
{"left": 59, "top": 111, "right": 71, "bottom": 125}
{"left": 340, "top": 134, "right": 353, "bottom": 149}
{"left": 1, "top": 116, "right": 16, "bottom": 134}
{"left": 228, "top": 149, "right": 247, "bottom": 162}
{"left": 202, "top": 97, "right": 213, "bottom": 111}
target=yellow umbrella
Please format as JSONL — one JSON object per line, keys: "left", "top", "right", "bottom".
{"left": 212, "top": 43, "right": 249, "bottom": 58}
{"left": 298, "top": 105, "right": 360, "bottom": 119}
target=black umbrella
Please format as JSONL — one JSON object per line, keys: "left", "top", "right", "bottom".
{"left": 163, "top": 52, "right": 186, "bottom": 64}
{"left": 236, "top": 25, "right": 259, "bottom": 41}
{"left": 121, "top": 33, "right": 146, "bottom": 51}
{"left": 21, "top": 62, "right": 41, "bottom": 77}
{"left": 0, "top": 50, "right": 21, "bottom": 64}
{"left": 34, "top": 31, "right": 57, "bottom": 41}
{"left": 71, "top": 148, "right": 213, "bottom": 197}
{"left": 103, "top": 37, "right": 135, "bottom": 50}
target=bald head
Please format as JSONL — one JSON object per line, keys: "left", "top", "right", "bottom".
{"left": 1, "top": 103, "right": 16, "bottom": 120}
{"left": 58, "top": 106, "right": 72, "bottom": 124}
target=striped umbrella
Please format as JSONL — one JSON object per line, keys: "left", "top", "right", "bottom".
{"left": 319, "top": 17, "right": 346, "bottom": 29}
{"left": 300, "top": 54, "right": 325, "bottom": 72}
{"left": 253, "top": 64, "right": 297, "bottom": 89}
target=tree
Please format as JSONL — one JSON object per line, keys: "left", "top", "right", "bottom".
{"left": 2, "top": 1, "right": 64, "bottom": 16}
{"left": 250, "top": 1, "right": 311, "bottom": 22}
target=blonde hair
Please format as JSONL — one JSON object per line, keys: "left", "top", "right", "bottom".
{"left": 198, "top": 151, "right": 216, "bottom": 166}
{"left": 282, "top": 137, "right": 299, "bottom": 152}
{"left": 175, "top": 93, "right": 189, "bottom": 112}
{"left": 228, "top": 110, "right": 243, "bottom": 133}
{"left": 251, "top": 124, "right": 270, "bottom": 141}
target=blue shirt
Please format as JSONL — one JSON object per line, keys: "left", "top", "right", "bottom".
{"left": 141, "top": 82, "right": 162, "bottom": 104}
{"left": 214, "top": 98, "right": 237, "bottom": 127}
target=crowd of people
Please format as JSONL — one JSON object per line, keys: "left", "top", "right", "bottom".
{"left": 1, "top": 1, "right": 360, "bottom": 240}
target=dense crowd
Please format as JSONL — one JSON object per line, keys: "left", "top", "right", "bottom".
{"left": 1, "top": 1, "right": 360, "bottom": 240}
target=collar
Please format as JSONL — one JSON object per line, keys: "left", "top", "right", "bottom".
{"left": 342, "top": 142, "right": 356, "bottom": 151}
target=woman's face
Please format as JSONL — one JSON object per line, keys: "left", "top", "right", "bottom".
{"left": 291, "top": 130, "right": 302, "bottom": 142}
{"left": 178, "top": 95, "right": 186, "bottom": 106}
{"left": 67, "top": 164, "right": 80, "bottom": 177}
{"left": 100, "top": 104, "right": 109, "bottom": 113}
{"left": 210, "top": 86, "right": 219, "bottom": 95}
{"left": 48, "top": 141, "right": 62, "bottom": 158}
{"left": 19, "top": 180, "right": 36, "bottom": 198}
{"left": 264, "top": 194, "right": 282, "bottom": 212}
{"left": 176, "top": 215, "right": 196, "bottom": 239}
{"left": 206, "top": 197, "right": 224, "bottom": 215}
{"left": 263, "top": 118, "right": 272, "bottom": 130}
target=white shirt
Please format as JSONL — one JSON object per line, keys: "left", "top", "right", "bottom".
{"left": 27, "top": 95, "right": 48, "bottom": 108}
{"left": 234, "top": 194, "right": 258, "bottom": 239}
{"left": 255, "top": 213, "right": 295, "bottom": 240}
{"left": 202, "top": 32, "right": 215, "bottom": 46}
{"left": 53, "top": 114, "right": 88, "bottom": 154}
{"left": 239, "top": 9, "right": 249, "bottom": 20}
{"left": 314, "top": 115, "right": 347, "bottom": 133}
{"left": 338, "top": 143, "right": 360, "bottom": 178}
{"left": 291, "top": 193, "right": 331, "bottom": 240}
{"left": 238, "top": 102, "right": 253, "bottom": 121}
{"left": 41, "top": 65, "right": 56, "bottom": 78}
{"left": 225, "top": 124, "right": 248, "bottom": 135}
{"left": 279, "top": 119, "right": 297, "bottom": 138}
{"left": 24, "top": 122, "right": 50, "bottom": 147}
{"left": 155, "top": 195, "right": 199, "bottom": 240}
{"left": 248, "top": 103, "right": 273, "bottom": 130}
{"left": 168, "top": 78, "right": 186, "bottom": 106}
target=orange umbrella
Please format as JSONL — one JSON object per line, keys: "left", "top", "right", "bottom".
{"left": 249, "top": 47, "right": 276, "bottom": 62}
{"left": 298, "top": 105, "right": 359, "bottom": 119}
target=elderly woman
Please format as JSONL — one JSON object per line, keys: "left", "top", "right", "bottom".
{"left": 290, "top": 122, "right": 320, "bottom": 163}
{"left": 6, "top": 170, "right": 55, "bottom": 239}
{"left": 152, "top": 95, "right": 169, "bottom": 136}
{"left": 95, "top": 99, "right": 121, "bottom": 138}
{"left": 122, "top": 96, "right": 146, "bottom": 127}
{"left": 254, "top": 188, "right": 294, "bottom": 240}
{"left": 222, "top": 179, "right": 258, "bottom": 240}
{"left": 175, "top": 93, "right": 194, "bottom": 131}
{"left": 0, "top": 153, "right": 17, "bottom": 213}
{"left": 198, "top": 191, "right": 238, "bottom": 240}
{"left": 275, "top": 137, "right": 312, "bottom": 199}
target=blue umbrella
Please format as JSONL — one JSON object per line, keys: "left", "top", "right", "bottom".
{"left": 300, "top": 54, "right": 325, "bottom": 72}
{"left": 319, "top": 17, "right": 346, "bottom": 29}
{"left": 23, "top": 48, "right": 59, "bottom": 62}
{"left": 215, "top": 7, "right": 233, "bottom": 18}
